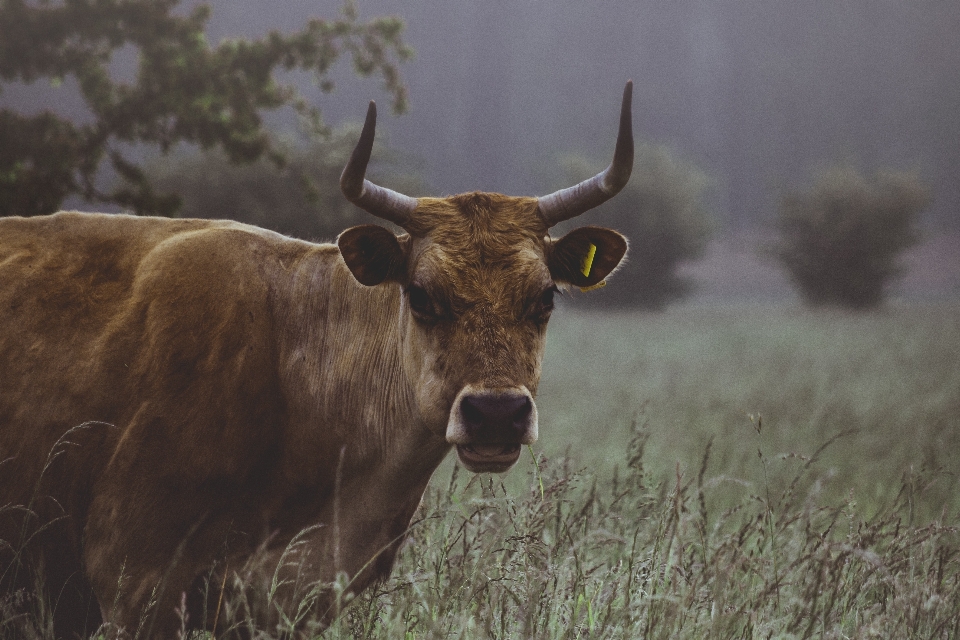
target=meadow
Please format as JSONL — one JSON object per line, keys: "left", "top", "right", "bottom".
{"left": 5, "top": 302, "right": 960, "bottom": 638}
{"left": 321, "top": 301, "right": 960, "bottom": 638}
{"left": 537, "top": 301, "right": 960, "bottom": 519}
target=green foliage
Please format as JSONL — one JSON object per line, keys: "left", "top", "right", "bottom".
{"left": 554, "top": 147, "right": 713, "bottom": 310}
{"left": 149, "top": 127, "right": 428, "bottom": 241}
{"left": 0, "top": 0, "right": 412, "bottom": 217}
{"left": 773, "top": 166, "right": 930, "bottom": 309}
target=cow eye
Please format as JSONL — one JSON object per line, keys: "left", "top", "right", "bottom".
{"left": 541, "top": 286, "right": 556, "bottom": 309}
{"left": 406, "top": 284, "right": 436, "bottom": 321}
{"left": 531, "top": 285, "right": 557, "bottom": 323}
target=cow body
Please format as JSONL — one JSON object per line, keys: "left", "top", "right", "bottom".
{"left": 0, "top": 82, "right": 635, "bottom": 637}
{"left": 0, "top": 212, "right": 449, "bottom": 636}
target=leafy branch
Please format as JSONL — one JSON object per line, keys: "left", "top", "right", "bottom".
{"left": 0, "top": 0, "right": 412, "bottom": 216}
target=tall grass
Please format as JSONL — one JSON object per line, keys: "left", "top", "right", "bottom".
{"left": 330, "top": 419, "right": 959, "bottom": 637}
{"left": 537, "top": 302, "right": 960, "bottom": 519}
{"left": 3, "top": 303, "right": 959, "bottom": 637}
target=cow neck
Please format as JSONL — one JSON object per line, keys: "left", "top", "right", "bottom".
{"left": 274, "top": 244, "right": 450, "bottom": 490}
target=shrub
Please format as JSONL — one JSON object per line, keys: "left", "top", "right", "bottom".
{"left": 149, "top": 127, "right": 428, "bottom": 241}
{"left": 773, "top": 166, "right": 930, "bottom": 309}
{"left": 552, "top": 147, "right": 713, "bottom": 310}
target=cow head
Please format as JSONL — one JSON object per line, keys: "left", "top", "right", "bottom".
{"left": 337, "top": 82, "right": 633, "bottom": 472}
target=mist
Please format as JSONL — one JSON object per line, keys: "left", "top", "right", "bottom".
{"left": 4, "top": 0, "right": 958, "bottom": 298}
{"left": 199, "top": 0, "right": 960, "bottom": 230}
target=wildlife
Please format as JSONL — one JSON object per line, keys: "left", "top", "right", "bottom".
{"left": 0, "top": 82, "right": 633, "bottom": 638}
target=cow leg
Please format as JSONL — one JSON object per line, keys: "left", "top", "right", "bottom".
{"left": 0, "top": 506, "right": 101, "bottom": 639}
{"left": 84, "top": 532, "right": 200, "bottom": 637}
{"left": 44, "top": 541, "right": 103, "bottom": 640}
{"left": 82, "top": 489, "right": 236, "bottom": 639}
{"left": 253, "top": 496, "right": 420, "bottom": 633}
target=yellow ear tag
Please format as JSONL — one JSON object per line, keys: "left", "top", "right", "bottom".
{"left": 580, "top": 243, "right": 597, "bottom": 277}
{"left": 579, "top": 280, "right": 607, "bottom": 293}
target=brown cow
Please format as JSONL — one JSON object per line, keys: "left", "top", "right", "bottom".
{"left": 0, "top": 82, "right": 633, "bottom": 638}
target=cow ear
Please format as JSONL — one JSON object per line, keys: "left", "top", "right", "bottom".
{"left": 337, "top": 225, "right": 408, "bottom": 286}
{"left": 548, "top": 226, "right": 628, "bottom": 288}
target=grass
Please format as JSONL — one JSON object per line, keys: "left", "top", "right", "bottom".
{"left": 4, "top": 302, "right": 960, "bottom": 637}
{"left": 536, "top": 301, "right": 960, "bottom": 520}
{"left": 331, "top": 435, "right": 959, "bottom": 638}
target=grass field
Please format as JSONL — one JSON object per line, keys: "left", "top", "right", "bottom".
{"left": 537, "top": 301, "right": 960, "bottom": 519}
{"left": 324, "top": 302, "right": 960, "bottom": 638}
{"left": 5, "top": 302, "right": 960, "bottom": 638}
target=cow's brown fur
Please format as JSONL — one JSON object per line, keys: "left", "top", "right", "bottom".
{"left": 0, "top": 194, "right": 624, "bottom": 637}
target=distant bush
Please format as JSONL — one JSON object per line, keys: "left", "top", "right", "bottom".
{"left": 553, "top": 147, "right": 713, "bottom": 310}
{"left": 150, "top": 127, "right": 428, "bottom": 241}
{"left": 773, "top": 166, "right": 930, "bottom": 310}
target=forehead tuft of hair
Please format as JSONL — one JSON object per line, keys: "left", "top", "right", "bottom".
{"left": 406, "top": 192, "right": 546, "bottom": 242}
{"left": 451, "top": 192, "right": 520, "bottom": 221}
{"left": 406, "top": 193, "right": 552, "bottom": 305}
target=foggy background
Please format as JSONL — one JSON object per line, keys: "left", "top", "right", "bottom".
{"left": 213, "top": 0, "right": 960, "bottom": 229}
{"left": 5, "top": 0, "right": 959, "bottom": 298}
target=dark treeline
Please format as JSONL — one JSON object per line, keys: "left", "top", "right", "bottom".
{"left": 5, "top": 0, "right": 958, "bottom": 230}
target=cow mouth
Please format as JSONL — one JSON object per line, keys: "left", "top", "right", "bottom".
{"left": 456, "top": 443, "right": 522, "bottom": 472}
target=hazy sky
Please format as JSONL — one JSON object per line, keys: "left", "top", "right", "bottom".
{"left": 207, "top": 0, "right": 960, "bottom": 230}
{"left": 5, "top": 0, "right": 959, "bottom": 230}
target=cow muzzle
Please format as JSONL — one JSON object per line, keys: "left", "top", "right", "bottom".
{"left": 446, "top": 385, "right": 538, "bottom": 473}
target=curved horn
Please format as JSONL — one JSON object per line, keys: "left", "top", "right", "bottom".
{"left": 340, "top": 101, "right": 418, "bottom": 227}
{"left": 537, "top": 81, "right": 634, "bottom": 227}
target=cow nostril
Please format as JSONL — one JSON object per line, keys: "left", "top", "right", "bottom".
{"left": 460, "top": 393, "right": 532, "bottom": 437}
{"left": 461, "top": 397, "right": 486, "bottom": 430}
{"left": 510, "top": 396, "right": 532, "bottom": 430}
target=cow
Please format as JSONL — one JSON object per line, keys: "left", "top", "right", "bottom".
{"left": 0, "top": 81, "right": 634, "bottom": 638}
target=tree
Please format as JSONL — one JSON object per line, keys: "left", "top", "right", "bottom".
{"left": 553, "top": 147, "right": 713, "bottom": 310}
{"left": 772, "top": 166, "right": 930, "bottom": 310}
{"left": 149, "top": 126, "right": 428, "bottom": 241}
{"left": 0, "top": 0, "right": 411, "bottom": 217}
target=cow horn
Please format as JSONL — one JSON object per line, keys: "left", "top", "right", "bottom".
{"left": 340, "top": 101, "right": 418, "bottom": 227}
{"left": 537, "top": 81, "right": 634, "bottom": 227}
